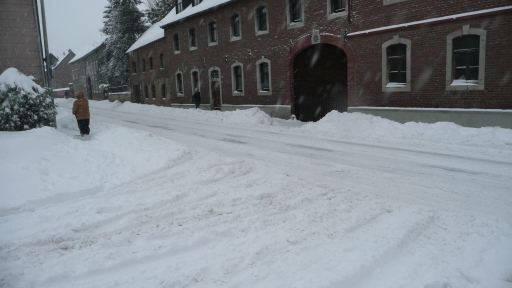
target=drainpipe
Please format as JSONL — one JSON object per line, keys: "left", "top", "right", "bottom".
{"left": 33, "top": 0, "right": 46, "bottom": 87}
{"left": 39, "top": 0, "right": 57, "bottom": 128}
{"left": 40, "top": 0, "right": 52, "bottom": 90}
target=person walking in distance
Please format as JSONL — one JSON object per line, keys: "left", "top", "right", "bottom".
{"left": 192, "top": 88, "right": 201, "bottom": 109}
{"left": 72, "top": 91, "right": 90, "bottom": 136}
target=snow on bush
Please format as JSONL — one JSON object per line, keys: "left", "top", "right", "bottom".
{"left": 0, "top": 68, "right": 56, "bottom": 131}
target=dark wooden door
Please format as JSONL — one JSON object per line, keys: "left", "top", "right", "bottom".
{"left": 211, "top": 81, "right": 221, "bottom": 109}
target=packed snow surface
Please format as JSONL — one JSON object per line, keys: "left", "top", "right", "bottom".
{"left": 1, "top": 99, "right": 512, "bottom": 288}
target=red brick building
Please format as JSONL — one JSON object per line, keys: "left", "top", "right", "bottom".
{"left": 0, "top": 0, "right": 48, "bottom": 86}
{"left": 127, "top": 0, "right": 512, "bottom": 122}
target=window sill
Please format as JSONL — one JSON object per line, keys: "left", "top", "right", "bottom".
{"left": 255, "top": 30, "right": 269, "bottom": 36}
{"left": 233, "top": 91, "right": 244, "bottom": 96}
{"left": 174, "top": 51, "right": 181, "bottom": 55}
{"left": 446, "top": 80, "right": 484, "bottom": 91}
{"left": 177, "top": 94, "right": 184, "bottom": 97}
{"left": 382, "top": 82, "right": 410, "bottom": 92}
{"left": 327, "top": 10, "right": 347, "bottom": 20}
{"left": 189, "top": 47, "right": 198, "bottom": 51}
{"left": 287, "top": 21, "right": 304, "bottom": 30}
{"left": 230, "top": 36, "right": 242, "bottom": 42}
{"left": 257, "top": 90, "right": 272, "bottom": 96}
{"left": 208, "top": 42, "right": 218, "bottom": 47}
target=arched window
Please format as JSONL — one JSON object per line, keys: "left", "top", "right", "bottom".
{"left": 231, "top": 62, "right": 244, "bottom": 95}
{"left": 256, "top": 58, "right": 271, "bottom": 95}
{"left": 254, "top": 4, "right": 269, "bottom": 35}
{"left": 208, "top": 21, "right": 218, "bottom": 45}
{"left": 382, "top": 36, "right": 411, "bottom": 92}
{"left": 175, "top": 71, "right": 184, "bottom": 96}
{"left": 230, "top": 14, "right": 241, "bottom": 41}
{"left": 446, "top": 26, "right": 486, "bottom": 90}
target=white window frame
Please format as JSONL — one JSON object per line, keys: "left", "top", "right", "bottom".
{"left": 256, "top": 58, "right": 272, "bottom": 96}
{"left": 190, "top": 68, "right": 201, "bottom": 93}
{"left": 189, "top": 27, "right": 197, "bottom": 51}
{"left": 382, "top": 35, "right": 411, "bottom": 92}
{"left": 231, "top": 62, "right": 244, "bottom": 96}
{"left": 229, "top": 13, "right": 242, "bottom": 42}
{"left": 446, "top": 25, "right": 486, "bottom": 91}
{"left": 208, "top": 21, "right": 218, "bottom": 46}
{"left": 327, "top": 0, "right": 348, "bottom": 20}
{"left": 175, "top": 71, "right": 184, "bottom": 97}
{"left": 286, "top": 0, "right": 304, "bottom": 29}
{"left": 254, "top": 3, "right": 269, "bottom": 36}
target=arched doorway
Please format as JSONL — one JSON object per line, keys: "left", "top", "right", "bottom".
{"left": 293, "top": 44, "right": 348, "bottom": 122}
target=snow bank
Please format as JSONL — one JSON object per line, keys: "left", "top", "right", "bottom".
{"left": 0, "top": 105, "right": 188, "bottom": 209}
{"left": 0, "top": 68, "right": 45, "bottom": 96}
{"left": 301, "top": 110, "right": 512, "bottom": 150}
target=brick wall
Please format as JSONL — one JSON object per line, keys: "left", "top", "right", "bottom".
{"left": 128, "top": 0, "right": 512, "bottom": 114}
{"left": 0, "top": 0, "right": 43, "bottom": 82}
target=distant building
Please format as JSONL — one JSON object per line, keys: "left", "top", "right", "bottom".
{"left": 53, "top": 50, "right": 75, "bottom": 89}
{"left": 126, "top": 0, "right": 512, "bottom": 123}
{"left": 69, "top": 42, "right": 105, "bottom": 100}
{"left": 0, "top": 0, "right": 49, "bottom": 86}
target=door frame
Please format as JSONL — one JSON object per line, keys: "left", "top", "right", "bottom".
{"left": 208, "top": 66, "right": 222, "bottom": 110}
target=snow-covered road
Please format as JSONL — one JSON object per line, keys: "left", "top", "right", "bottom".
{"left": 1, "top": 99, "right": 511, "bottom": 288}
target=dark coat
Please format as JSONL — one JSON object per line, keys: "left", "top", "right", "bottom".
{"left": 192, "top": 91, "right": 201, "bottom": 103}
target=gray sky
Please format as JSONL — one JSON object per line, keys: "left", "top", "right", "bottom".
{"left": 44, "top": 0, "right": 109, "bottom": 58}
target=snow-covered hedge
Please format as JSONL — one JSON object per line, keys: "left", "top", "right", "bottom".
{"left": 0, "top": 68, "right": 56, "bottom": 131}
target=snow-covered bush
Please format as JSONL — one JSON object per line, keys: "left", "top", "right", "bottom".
{"left": 0, "top": 68, "right": 56, "bottom": 131}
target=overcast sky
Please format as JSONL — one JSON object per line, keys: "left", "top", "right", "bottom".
{"left": 44, "top": 0, "right": 109, "bottom": 58}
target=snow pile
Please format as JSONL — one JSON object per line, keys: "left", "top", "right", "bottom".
{"left": 0, "top": 68, "right": 56, "bottom": 131}
{"left": 301, "top": 110, "right": 512, "bottom": 149}
{"left": 102, "top": 100, "right": 277, "bottom": 126}
{"left": 0, "top": 105, "right": 187, "bottom": 209}
{"left": 0, "top": 67, "right": 45, "bottom": 96}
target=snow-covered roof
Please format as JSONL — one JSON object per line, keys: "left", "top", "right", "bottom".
{"left": 53, "top": 50, "right": 75, "bottom": 69}
{"left": 126, "top": 0, "right": 236, "bottom": 53}
{"left": 348, "top": 5, "right": 512, "bottom": 37}
{"left": 126, "top": 14, "right": 168, "bottom": 53}
{"left": 69, "top": 40, "right": 106, "bottom": 64}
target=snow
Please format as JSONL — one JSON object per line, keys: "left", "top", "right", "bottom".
{"left": 0, "top": 67, "right": 45, "bottom": 96}
{"left": 69, "top": 40, "right": 105, "bottom": 64}
{"left": 348, "top": 5, "right": 512, "bottom": 37}
{"left": 1, "top": 99, "right": 512, "bottom": 288}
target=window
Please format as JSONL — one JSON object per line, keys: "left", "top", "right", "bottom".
{"left": 327, "top": 0, "right": 347, "bottom": 19}
{"left": 161, "top": 83, "right": 166, "bottom": 99}
{"left": 382, "top": 36, "right": 411, "bottom": 92}
{"left": 132, "top": 62, "right": 137, "bottom": 74}
{"left": 151, "top": 84, "right": 156, "bottom": 99}
{"left": 176, "top": 72, "right": 184, "bottom": 95}
{"left": 287, "top": 0, "right": 304, "bottom": 28}
{"left": 149, "top": 57, "right": 154, "bottom": 71}
{"left": 231, "top": 63, "right": 244, "bottom": 95}
{"left": 453, "top": 36, "right": 480, "bottom": 83}
{"left": 191, "top": 70, "right": 200, "bottom": 91}
{"left": 446, "top": 26, "right": 486, "bottom": 90}
{"left": 255, "top": 5, "right": 268, "bottom": 35}
{"left": 208, "top": 21, "right": 218, "bottom": 45}
{"left": 189, "top": 28, "right": 197, "bottom": 49}
{"left": 144, "top": 85, "right": 148, "bottom": 98}
{"left": 256, "top": 58, "right": 271, "bottom": 95}
{"left": 159, "top": 54, "right": 164, "bottom": 68}
{"left": 230, "top": 14, "right": 241, "bottom": 40}
{"left": 177, "top": 0, "right": 183, "bottom": 13}
{"left": 142, "top": 59, "right": 146, "bottom": 72}
{"left": 173, "top": 33, "right": 180, "bottom": 53}
{"left": 193, "top": 0, "right": 202, "bottom": 6}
